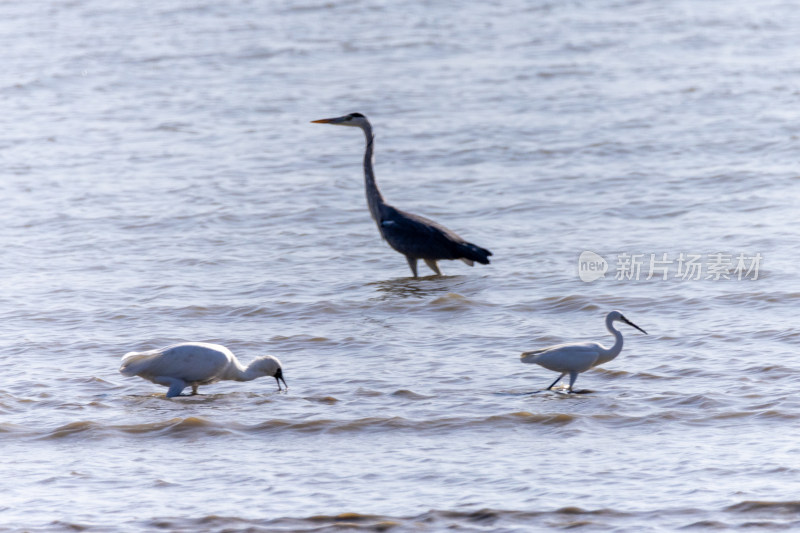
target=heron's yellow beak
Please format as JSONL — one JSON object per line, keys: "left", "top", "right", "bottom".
{"left": 311, "top": 118, "right": 334, "bottom": 123}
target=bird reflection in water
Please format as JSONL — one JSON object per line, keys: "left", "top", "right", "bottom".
{"left": 370, "top": 275, "right": 466, "bottom": 300}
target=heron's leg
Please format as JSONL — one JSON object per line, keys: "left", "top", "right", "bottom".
{"left": 567, "top": 371, "right": 578, "bottom": 393}
{"left": 546, "top": 373, "right": 565, "bottom": 390}
{"left": 191, "top": 384, "right": 198, "bottom": 395}
{"left": 153, "top": 376, "right": 187, "bottom": 398}
{"left": 405, "top": 256, "right": 419, "bottom": 277}
{"left": 424, "top": 259, "right": 442, "bottom": 276}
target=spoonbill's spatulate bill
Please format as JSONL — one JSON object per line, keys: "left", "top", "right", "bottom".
{"left": 119, "top": 342, "right": 287, "bottom": 398}
{"left": 312, "top": 113, "right": 492, "bottom": 277}
{"left": 520, "top": 310, "right": 648, "bottom": 393}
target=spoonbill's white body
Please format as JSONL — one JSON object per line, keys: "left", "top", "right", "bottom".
{"left": 521, "top": 311, "right": 647, "bottom": 392}
{"left": 120, "top": 342, "right": 287, "bottom": 398}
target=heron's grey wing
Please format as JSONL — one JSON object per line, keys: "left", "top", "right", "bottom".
{"left": 378, "top": 207, "right": 469, "bottom": 261}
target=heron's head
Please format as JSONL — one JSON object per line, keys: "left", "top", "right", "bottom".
{"left": 609, "top": 310, "right": 648, "bottom": 335}
{"left": 251, "top": 355, "right": 288, "bottom": 390}
{"left": 311, "top": 112, "right": 369, "bottom": 128}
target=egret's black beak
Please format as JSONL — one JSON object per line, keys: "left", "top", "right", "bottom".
{"left": 275, "top": 367, "right": 288, "bottom": 390}
{"left": 622, "top": 316, "right": 648, "bottom": 335}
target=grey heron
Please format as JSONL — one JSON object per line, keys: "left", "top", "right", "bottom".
{"left": 312, "top": 113, "right": 492, "bottom": 277}
{"left": 520, "top": 311, "right": 648, "bottom": 392}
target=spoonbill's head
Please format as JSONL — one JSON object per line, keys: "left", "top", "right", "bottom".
{"left": 311, "top": 112, "right": 369, "bottom": 128}
{"left": 251, "top": 355, "right": 288, "bottom": 390}
{"left": 609, "top": 310, "right": 648, "bottom": 335}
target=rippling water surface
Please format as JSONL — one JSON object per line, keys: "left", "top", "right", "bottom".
{"left": 2, "top": 0, "right": 800, "bottom": 530}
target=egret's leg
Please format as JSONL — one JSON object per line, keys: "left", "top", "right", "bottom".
{"left": 568, "top": 371, "right": 578, "bottom": 393}
{"left": 424, "top": 259, "right": 442, "bottom": 276}
{"left": 154, "top": 376, "right": 187, "bottom": 398}
{"left": 405, "top": 256, "right": 419, "bottom": 277}
{"left": 546, "top": 373, "right": 565, "bottom": 390}
{"left": 191, "top": 384, "right": 198, "bottom": 395}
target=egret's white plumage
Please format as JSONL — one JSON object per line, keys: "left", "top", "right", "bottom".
{"left": 120, "top": 342, "right": 287, "bottom": 398}
{"left": 521, "top": 310, "right": 647, "bottom": 392}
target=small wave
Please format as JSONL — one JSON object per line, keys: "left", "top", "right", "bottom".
{"left": 285, "top": 412, "right": 578, "bottom": 433}
{"left": 18, "top": 400, "right": 800, "bottom": 441}
{"left": 38, "top": 417, "right": 238, "bottom": 440}
{"left": 517, "top": 294, "right": 600, "bottom": 313}
{"left": 122, "top": 502, "right": 800, "bottom": 532}
{"left": 391, "top": 389, "right": 434, "bottom": 400}
{"left": 725, "top": 500, "right": 800, "bottom": 514}
{"left": 46, "top": 521, "right": 92, "bottom": 532}
{"left": 269, "top": 334, "right": 338, "bottom": 348}
{"left": 25, "top": 412, "right": 580, "bottom": 441}
{"left": 679, "top": 519, "right": 728, "bottom": 529}
{"left": 40, "top": 420, "right": 99, "bottom": 440}
{"left": 304, "top": 395, "right": 339, "bottom": 404}
{"left": 0, "top": 423, "right": 25, "bottom": 434}
{"left": 140, "top": 507, "right": 636, "bottom": 532}
{"left": 656, "top": 393, "right": 726, "bottom": 410}
{"left": 151, "top": 121, "right": 195, "bottom": 133}
{"left": 429, "top": 292, "right": 481, "bottom": 311}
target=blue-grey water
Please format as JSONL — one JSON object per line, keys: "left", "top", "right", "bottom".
{"left": 2, "top": 0, "right": 800, "bottom": 531}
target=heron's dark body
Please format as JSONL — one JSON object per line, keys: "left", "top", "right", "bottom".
{"left": 376, "top": 204, "right": 492, "bottom": 265}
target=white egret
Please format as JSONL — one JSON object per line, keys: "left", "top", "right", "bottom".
{"left": 521, "top": 310, "right": 647, "bottom": 392}
{"left": 119, "top": 342, "right": 287, "bottom": 398}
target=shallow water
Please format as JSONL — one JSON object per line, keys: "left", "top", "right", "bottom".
{"left": 2, "top": 0, "right": 800, "bottom": 530}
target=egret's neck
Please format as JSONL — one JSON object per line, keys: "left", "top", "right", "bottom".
{"left": 361, "top": 124, "right": 385, "bottom": 222}
{"left": 596, "top": 317, "right": 624, "bottom": 366}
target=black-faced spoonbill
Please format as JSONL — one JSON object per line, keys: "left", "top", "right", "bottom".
{"left": 311, "top": 113, "right": 492, "bottom": 277}
{"left": 119, "top": 342, "right": 287, "bottom": 398}
{"left": 521, "top": 311, "right": 647, "bottom": 393}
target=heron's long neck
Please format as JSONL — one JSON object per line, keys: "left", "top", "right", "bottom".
{"left": 361, "top": 124, "right": 385, "bottom": 222}
{"left": 596, "top": 317, "right": 624, "bottom": 366}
